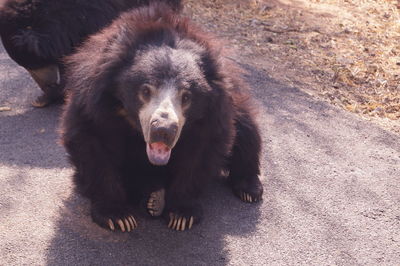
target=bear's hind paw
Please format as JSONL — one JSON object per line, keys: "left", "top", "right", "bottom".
{"left": 239, "top": 191, "right": 259, "bottom": 203}
{"left": 230, "top": 176, "right": 263, "bottom": 204}
{"left": 234, "top": 188, "right": 263, "bottom": 204}
{"left": 147, "top": 188, "right": 165, "bottom": 217}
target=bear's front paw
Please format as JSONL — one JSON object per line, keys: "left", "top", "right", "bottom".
{"left": 166, "top": 204, "right": 202, "bottom": 231}
{"left": 147, "top": 188, "right": 165, "bottom": 217}
{"left": 106, "top": 215, "right": 138, "bottom": 232}
{"left": 231, "top": 176, "right": 263, "bottom": 203}
{"left": 167, "top": 212, "right": 195, "bottom": 231}
{"left": 91, "top": 205, "right": 138, "bottom": 232}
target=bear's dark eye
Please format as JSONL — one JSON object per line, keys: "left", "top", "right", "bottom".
{"left": 140, "top": 85, "right": 153, "bottom": 102}
{"left": 182, "top": 91, "right": 192, "bottom": 105}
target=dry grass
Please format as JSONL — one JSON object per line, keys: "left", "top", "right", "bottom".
{"left": 184, "top": 0, "right": 400, "bottom": 133}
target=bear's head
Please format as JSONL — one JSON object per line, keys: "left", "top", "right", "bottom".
{"left": 116, "top": 41, "right": 217, "bottom": 165}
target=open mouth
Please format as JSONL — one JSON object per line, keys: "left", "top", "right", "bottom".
{"left": 146, "top": 142, "right": 172, "bottom": 166}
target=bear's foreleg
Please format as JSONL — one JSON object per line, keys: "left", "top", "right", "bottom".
{"left": 162, "top": 138, "right": 224, "bottom": 231}
{"left": 163, "top": 172, "right": 206, "bottom": 231}
{"left": 228, "top": 111, "right": 263, "bottom": 203}
{"left": 63, "top": 124, "right": 137, "bottom": 232}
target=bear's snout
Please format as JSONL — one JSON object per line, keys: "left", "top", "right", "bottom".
{"left": 149, "top": 117, "right": 178, "bottom": 147}
{"left": 146, "top": 116, "right": 178, "bottom": 165}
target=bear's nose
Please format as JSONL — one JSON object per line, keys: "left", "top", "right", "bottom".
{"left": 150, "top": 119, "right": 178, "bottom": 146}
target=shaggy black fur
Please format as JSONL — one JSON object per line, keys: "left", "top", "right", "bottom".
{"left": 0, "top": 0, "right": 182, "bottom": 106}
{"left": 61, "top": 3, "right": 263, "bottom": 231}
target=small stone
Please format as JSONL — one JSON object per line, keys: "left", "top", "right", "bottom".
{"left": 0, "top": 106, "right": 11, "bottom": 112}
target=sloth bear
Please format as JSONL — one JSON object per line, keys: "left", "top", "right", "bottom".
{"left": 61, "top": 3, "right": 263, "bottom": 232}
{"left": 0, "top": 0, "right": 181, "bottom": 107}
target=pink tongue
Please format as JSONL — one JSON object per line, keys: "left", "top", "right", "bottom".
{"left": 146, "top": 142, "right": 171, "bottom": 166}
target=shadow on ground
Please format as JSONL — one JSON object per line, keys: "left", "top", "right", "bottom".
{"left": 45, "top": 180, "right": 262, "bottom": 265}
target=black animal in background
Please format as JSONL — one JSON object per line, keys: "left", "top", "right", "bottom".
{"left": 61, "top": 3, "right": 263, "bottom": 232}
{"left": 0, "top": 0, "right": 181, "bottom": 107}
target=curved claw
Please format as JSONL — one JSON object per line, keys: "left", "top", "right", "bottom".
{"left": 168, "top": 213, "right": 175, "bottom": 228}
{"left": 129, "top": 216, "right": 137, "bottom": 228}
{"left": 181, "top": 217, "right": 187, "bottom": 231}
{"left": 176, "top": 217, "right": 182, "bottom": 230}
{"left": 117, "top": 219, "right": 125, "bottom": 232}
{"left": 124, "top": 218, "right": 131, "bottom": 232}
{"left": 172, "top": 216, "right": 179, "bottom": 229}
{"left": 108, "top": 219, "right": 115, "bottom": 231}
{"left": 188, "top": 216, "right": 194, "bottom": 229}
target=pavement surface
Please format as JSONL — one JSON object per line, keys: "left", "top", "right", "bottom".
{"left": 0, "top": 41, "right": 399, "bottom": 266}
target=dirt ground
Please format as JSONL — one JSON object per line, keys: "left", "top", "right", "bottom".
{"left": 184, "top": 0, "right": 400, "bottom": 134}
